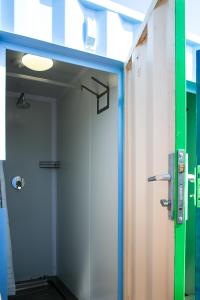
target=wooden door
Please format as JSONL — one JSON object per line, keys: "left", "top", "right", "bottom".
{"left": 124, "top": 0, "right": 186, "bottom": 299}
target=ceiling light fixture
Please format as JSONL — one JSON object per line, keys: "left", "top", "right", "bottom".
{"left": 22, "top": 54, "right": 53, "bottom": 71}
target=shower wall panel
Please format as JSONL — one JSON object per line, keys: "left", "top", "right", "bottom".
{"left": 5, "top": 94, "right": 55, "bottom": 281}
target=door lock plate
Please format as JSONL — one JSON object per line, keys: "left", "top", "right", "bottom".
{"left": 177, "top": 150, "right": 185, "bottom": 224}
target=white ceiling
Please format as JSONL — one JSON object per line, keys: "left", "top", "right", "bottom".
{"left": 6, "top": 50, "right": 88, "bottom": 99}
{"left": 6, "top": 50, "right": 116, "bottom": 100}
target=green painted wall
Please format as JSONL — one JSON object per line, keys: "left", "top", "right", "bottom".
{"left": 185, "top": 92, "right": 197, "bottom": 296}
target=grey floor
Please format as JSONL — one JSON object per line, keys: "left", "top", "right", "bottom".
{"left": 9, "top": 285, "right": 64, "bottom": 300}
{"left": 8, "top": 277, "right": 77, "bottom": 300}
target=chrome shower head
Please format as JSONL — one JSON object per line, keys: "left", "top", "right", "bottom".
{"left": 16, "top": 93, "right": 31, "bottom": 109}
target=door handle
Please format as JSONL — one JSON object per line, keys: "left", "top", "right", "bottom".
{"left": 147, "top": 154, "right": 174, "bottom": 220}
{"left": 147, "top": 152, "right": 194, "bottom": 223}
{"left": 148, "top": 174, "right": 171, "bottom": 182}
{"left": 160, "top": 199, "right": 171, "bottom": 207}
{"left": 148, "top": 174, "right": 171, "bottom": 211}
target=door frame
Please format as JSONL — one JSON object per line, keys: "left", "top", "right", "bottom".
{"left": 175, "top": 1, "right": 186, "bottom": 299}
{"left": 0, "top": 30, "right": 124, "bottom": 300}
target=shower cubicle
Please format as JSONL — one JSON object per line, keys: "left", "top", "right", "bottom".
{"left": 3, "top": 49, "right": 119, "bottom": 300}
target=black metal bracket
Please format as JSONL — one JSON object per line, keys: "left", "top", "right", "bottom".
{"left": 81, "top": 76, "right": 109, "bottom": 114}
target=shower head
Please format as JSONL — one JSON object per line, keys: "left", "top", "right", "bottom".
{"left": 16, "top": 93, "right": 30, "bottom": 109}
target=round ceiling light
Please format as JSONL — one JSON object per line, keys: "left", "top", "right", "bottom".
{"left": 22, "top": 54, "right": 53, "bottom": 71}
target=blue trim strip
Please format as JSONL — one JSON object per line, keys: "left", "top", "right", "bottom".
{"left": 0, "top": 31, "right": 123, "bottom": 73}
{"left": 0, "top": 31, "right": 124, "bottom": 300}
{"left": 79, "top": 0, "right": 143, "bottom": 24}
{"left": 187, "top": 80, "right": 196, "bottom": 94}
{"left": 118, "top": 70, "right": 124, "bottom": 300}
{"left": 186, "top": 39, "right": 200, "bottom": 48}
{"left": 0, "top": 209, "right": 8, "bottom": 300}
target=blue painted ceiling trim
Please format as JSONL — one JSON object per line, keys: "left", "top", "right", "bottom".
{"left": 187, "top": 39, "right": 200, "bottom": 49}
{"left": 0, "top": 31, "right": 123, "bottom": 75}
{"left": 79, "top": 0, "right": 107, "bottom": 12}
{"left": 80, "top": 2, "right": 200, "bottom": 46}
{"left": 79, "top": 0, "right": 142, "bottom": 24}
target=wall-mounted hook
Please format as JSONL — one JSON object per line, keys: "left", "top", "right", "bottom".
{"left": 81, "top": 76, "right": 109, "bottom": 114}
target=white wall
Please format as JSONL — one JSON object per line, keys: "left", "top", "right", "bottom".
{"left": 57, "top": 88, "right": 91, "bottom": 299}
{"left": 112, "top": 0, "right": 151, "bottom": 13}
{"left": 57, "top": 71, "right": 118, "bottom": 300}
{"left": 186, "top": 0, "right": 200, "bottom": 40}
{"left": 0, "top": 46, "right": 6, "bottom": 160}
{"left": 4, "top": 94, "right": 56, "bottom": 281}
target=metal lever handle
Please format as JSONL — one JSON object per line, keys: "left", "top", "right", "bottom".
{"left": 160, "top": 199, "right": 171, "bottom": 207}
{"left": 148, "top": 174, "right": 171, "bottom": 182}
{"left": 147, "top": 154, "right": 174, "bottom": 220}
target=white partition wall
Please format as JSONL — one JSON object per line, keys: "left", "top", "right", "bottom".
{"left": 90, "top": 86, "right": 118, "bottom": 300}
{"left": 57, "top": 88, "right": 91, "bottom": 300}
{"left": 0, "top": 46, "right": 6, "bottom": 160}
{"left": 57, "top": 70, "right": 118, "bottom": 300}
